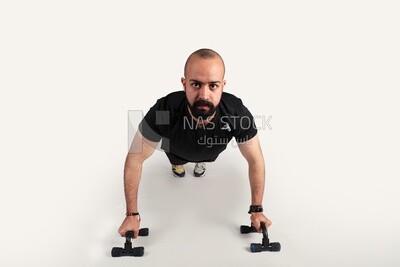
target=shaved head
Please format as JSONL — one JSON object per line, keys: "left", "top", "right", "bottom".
{"left": 184, "top": 48, "right": 225, "bottom": 77}
{"left": 181, "top": 48, "right": 226, "bottom": 120}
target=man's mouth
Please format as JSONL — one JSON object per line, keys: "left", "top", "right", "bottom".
{"left": 197, "top": 105, "right": 210, "bottom": 110}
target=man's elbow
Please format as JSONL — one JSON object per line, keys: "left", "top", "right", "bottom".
{"left": 125, "top": 152, "right": 146, "bottom": 169}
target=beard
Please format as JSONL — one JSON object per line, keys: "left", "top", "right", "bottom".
{"left": 188, "top": 99, "right": 217, "bottom": 119}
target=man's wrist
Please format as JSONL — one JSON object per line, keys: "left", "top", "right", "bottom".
{"left": 126, "top": 212, "right": 140, "bottom": 216}
{"left": 248, "top": 205, "right": 263, "bottom": 214}
{"left": 126, "top": 212, "right": 141, "bottom": 221}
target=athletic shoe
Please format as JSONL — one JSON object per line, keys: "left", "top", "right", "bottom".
{"left": 193, "top": 162, "right": 206, "bottom": 177}
{"left": 172, "top": 165, "right": 185, "bottom": 177}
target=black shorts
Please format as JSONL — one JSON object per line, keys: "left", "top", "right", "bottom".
{"left": 165, "top": 152, "right": 214, "bottom": 165}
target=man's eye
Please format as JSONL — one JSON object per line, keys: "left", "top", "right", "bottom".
{"left": 191, "top": 83, "right": 200, "bottom": 89}
{"left": 210, "top": 84, "right": 218, "bottom": 89}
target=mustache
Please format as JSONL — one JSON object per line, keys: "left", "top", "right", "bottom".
{"left": 193, "top": 100, "right": 213, "bottom": 108}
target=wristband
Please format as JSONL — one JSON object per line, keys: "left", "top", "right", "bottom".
{"left": 126, "top": 212, "right": 141, "bottom": 220}
{"left": 248, "top": 205, "right": 263, "bottom": 214}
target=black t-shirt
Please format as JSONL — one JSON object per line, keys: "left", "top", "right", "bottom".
{"left": 139, "top": 91, "right": 258, "bottom": 162}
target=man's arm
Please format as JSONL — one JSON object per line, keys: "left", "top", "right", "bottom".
{"left": 238, "top": 134, "right": 272, "bottom": 231}
{"left": 118, "top": 131, "right": 157, "bottom": 237}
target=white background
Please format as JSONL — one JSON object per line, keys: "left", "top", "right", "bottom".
{"left": 1, "top": 1, "right": 399, "bottom": 266}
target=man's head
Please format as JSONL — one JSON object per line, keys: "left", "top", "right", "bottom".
{"left": 181, "top": 48, "right": 226, "bottom": 119}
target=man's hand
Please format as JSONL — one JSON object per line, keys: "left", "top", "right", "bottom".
{"left": 118, "top": 216, "right": 141, "bottom": 238}
{"left": 250, "top": 212, "right": 272, "bottom": 232}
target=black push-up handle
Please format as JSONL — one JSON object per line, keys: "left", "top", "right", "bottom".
{"left": 111, "top": 228, "right": 150, "bottom": 257}
{"left": 240, "top": 222, "right": 281, "bottom": 253}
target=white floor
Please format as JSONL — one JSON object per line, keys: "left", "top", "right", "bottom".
{"left": 0, "top": 136, "right": 399, "bottom": 267}
{"left": 76, "top": 152, "right": 400, "bottom": 267}
{"left": 1, "top": 138, "right": 399, "bottom": 267}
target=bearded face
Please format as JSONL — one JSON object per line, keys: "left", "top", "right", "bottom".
{"left": 181, "top": 55, "right": 226, "bottom": 120}
{"left": 187, "top": 99, "right": 217, "bottom": 119}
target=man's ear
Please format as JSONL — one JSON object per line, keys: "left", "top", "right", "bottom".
{"left": 222, "top": 80, "right": 227, "bottom": 90}
{"left": 181, "top": 77, "right": 186, "bottom": 91}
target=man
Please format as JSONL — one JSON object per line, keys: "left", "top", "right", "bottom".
{"left": 118, "top": 48, "right": 272, "bottom": 237}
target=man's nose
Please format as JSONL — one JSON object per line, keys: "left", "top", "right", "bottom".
{"left": 198, "top": 85, "right": 209, "bottom": 100}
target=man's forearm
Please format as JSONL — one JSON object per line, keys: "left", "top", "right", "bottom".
{"left": 248, "top": 161, "right": 265, "bottom": 205}
{"left": 123, "top": 157, "right": 143, "bottom": 213}
{"left": 123, "top": 132, "right": 157, "bottom": 214}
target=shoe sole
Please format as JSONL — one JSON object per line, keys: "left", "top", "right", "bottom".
{"left": 193, "top": 169, "right": 206, "bottom": 177}
{"left": 172, "top": 171, "right": 185, "bottom": 178}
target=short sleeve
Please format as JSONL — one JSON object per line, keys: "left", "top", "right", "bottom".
{"left": 232, "top": 102, "right": 258, "bottom": 143}
{"left": 138, "top": 99, "right": 170, "bottom": 142}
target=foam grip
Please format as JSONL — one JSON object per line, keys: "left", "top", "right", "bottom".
{"left": 269, "top": 242, "right": 281, "bottom": 252}
{"left": 111, "top": 247, "right": 123, "bottom": 257}
{"left": 250, "top": 243, "right": 263, "bottom": 253}
{"left": 241, "top": 225, "right": 258, "bottom": 234}
{"left": 138, "top": 228, "right": 149, "bottom": 236}
{"left": 132, "top": 246, "right": 145, "bottom": 257}
{"left": 240, "top": 225, "right": 251, "bottom": 234}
